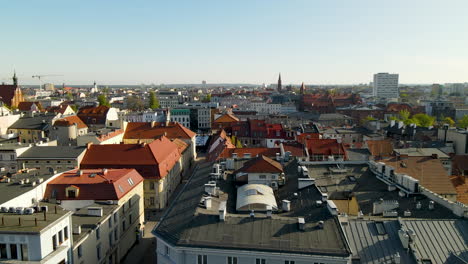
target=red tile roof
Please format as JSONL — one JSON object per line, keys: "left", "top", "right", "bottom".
{"left": 54, "top": 115, "right": 88, "bottom": 129}
{"left": 236, "top": 155, "right": 283, "bottom": 174}
{"left": 452, "top": 155, "right": 468, "bottom": 176}
{"left": 80, "top": 136, "right": 181, "bottom": 179}
{"left": 77, "top": 105, "right": 110, "bottom": 125}
{"left": 366, "top": 140, "right": 394, "bottom": 157}
{"left": 214, "top": 113, "right": 239, "bottom": 123}
{"left": 305, "top": 139, "right": 346, "bottom": 157}
{"left": 381, "top": 156, "right": 456, "bottom": 195}
{"left": 44, "top": 168, "right": 144, "bottom": 200}
{"left": 18, "top": 101, "right": 42, "bottom": 111}
{"left": 124, "top": 122, "right": 196, "bottom": 140}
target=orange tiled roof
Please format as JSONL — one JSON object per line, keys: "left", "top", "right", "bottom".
{"left": 44, "top": 168, "right": 144, "bottom": 200}
{"left": 124, "top": 122, "right": 196, "bottom": 140}
{"left": 214, "top": 113, "right": 239, "bottom": 123}
{"left": 381, "top": 156, "right": 456, "bottom": 195}
{"left": 450, "top": 175, "right": 468, "bottom": 205}
{"left": 236, "top": 155, "right": 283, "bottom": 174}
{"left": 80, "top": 136, "right": 181, "bottom": 179}
{"left": 366, "top": 140, "right": 394, "bottom": 157}
{"left": 54, "top": 115, "right": 88, "bottom": 129}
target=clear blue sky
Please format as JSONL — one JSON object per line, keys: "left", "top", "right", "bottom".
{"left": 2, "top": 0, "right": 468, "bottom": 85}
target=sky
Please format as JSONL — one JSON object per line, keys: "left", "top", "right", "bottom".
{"left": 1, "top": 0, "right": 468, "bottom": 85}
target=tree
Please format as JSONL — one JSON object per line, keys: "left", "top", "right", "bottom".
{"left": 361, "top": 115, "right": 376, "bottom": 125}
{"left": 398, "top": 110, "right": 410, "bottom": 121}
{"left": 97, "top": 94, "right": 110, "bottom": 107}
{"left": 443, "top": 117, "right": 455, "bottom": 127}
{"left": 66, "top": 92, "right": 73, "bottom": 101}
{"left": 203, "top": 94, "right": 212, "bottom": 103}
{"left": 457, "top": 115, "right": 468, "bottom": 129}
{"left": 70, "top": 105, "right": 78, "bottom": 112}
{"left": 148, "top": 91, "right": 160, "bottom": 109}
{"left": 412, "top": 113, "right": 435, "bottom": 128}
{"left": 126, "top": 95, "right": 145, "bottom": 111}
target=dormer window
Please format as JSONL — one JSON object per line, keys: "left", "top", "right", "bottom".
{"left": 65, "top": 185, "right": 80, "bottom": 198}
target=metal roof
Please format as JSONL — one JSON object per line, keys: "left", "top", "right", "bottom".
{"left": 236, "top": 184, "right": 277, "bottom": 212}
{"left": 344, "top": 219, "right": 415, "bottom": 264}
{"left": 401, "top": 219, "right": 468, "bottom": 263}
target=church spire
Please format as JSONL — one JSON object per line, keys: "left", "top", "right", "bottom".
{"left": 12, "top": 70, "right": 18, "bottom": 86}
{"left": 277, "top": 73, "right": 282, "bottom": 92}
{"left": 300, "top": 82, "right": 305, "bottom": 95}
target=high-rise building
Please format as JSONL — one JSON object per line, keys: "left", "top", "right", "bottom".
{"left": 43, "top": 83, "right": 55, "bottom": 91}
{"left": 373, "top": 73, "right": 399, "bottom": 99}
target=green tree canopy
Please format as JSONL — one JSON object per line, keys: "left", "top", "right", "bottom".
{"left": 398, "top": 109, "right": 411, "bottom": 121}
{"left": 412, "top": 113, "right": 435, "bottom": 128}
{"left": 126, "top": 95, "right": 145, "bottom": 111}
{"left": 457, "top": 115, "right": 468, "bottom": 129}
{"left": 97, "top": 94, "right": 110, "bottom": 107}
{"left": 443, "top": 117, "right": 455, "bottom": 127}
{"left": 148, "top": 91, "right": 160, "bottom": 110}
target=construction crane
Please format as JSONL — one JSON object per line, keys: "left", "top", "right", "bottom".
{"left": 32, "top": 74, "right": 64, "bottom": 90}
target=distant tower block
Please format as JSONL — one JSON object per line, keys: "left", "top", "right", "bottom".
{"left": 202, "top": 80, "right": 207, "bottom": 89}
{"left": 277, "top": 73, "right": 282, "bottom": 92}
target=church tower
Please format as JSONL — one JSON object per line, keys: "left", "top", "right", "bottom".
{"left": 277, "top": 73, "right": 282, "bottom": 93}
{"left": 12, "top": 71, "right": 18, "bottom": 86}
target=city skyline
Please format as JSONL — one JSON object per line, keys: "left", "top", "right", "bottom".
{"left": 2, "top": 0, "right": 468, "bottom": 85}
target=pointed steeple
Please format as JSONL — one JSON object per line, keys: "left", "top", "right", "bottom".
{"left": 12, "top": 70, "right": 18, "bottom": 86}
{"left": 277, "top": 73, "right": 282, "bottom": 92}
{"left": 300, "top": 82, "right": 305, "bottom": 95}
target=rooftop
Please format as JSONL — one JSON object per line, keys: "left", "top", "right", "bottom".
{"left": 9, "top": 114, "right": 56, "bottom": 130}
{"left": 0, "top": 171, "right": 63, "bottom": 206}
{"left": 72, "top": 202, "right": 118, "bottom": 244}
{"left": 123, "top": 122, "right": 196, "bottom": 140}
{"left": 44, "top": 168, "right": 144, "bottom": 201}
{"left": 0, "top": 203, "right": 72, "bottom": 234}
{"left": 17, "top": 146, "right": 86, "bottom": 159}
{"left": 154, "top": 161, "right": 351, "bottom": 256}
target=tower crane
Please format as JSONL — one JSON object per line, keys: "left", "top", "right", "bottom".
{"left": 32, "top": 74, "right": 64, "bottom": 90}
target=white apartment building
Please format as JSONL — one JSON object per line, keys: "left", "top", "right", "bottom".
{"left": 373, "top": 73, "right": 399, "bottom": 99}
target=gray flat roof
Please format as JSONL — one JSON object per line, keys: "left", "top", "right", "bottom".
{"left": 343, "top": 219, "right": 415, "bottom": 264}
{"left": 17, "top": 146, "right": 86, "bottom": 159}
{"left": 0, "top": 172, "right": 60, "bottom": 205}
{"left": 0, "top": 203, "right": 72, "bottom": 234}
{"left": 401, "top": 219, "right": 468, "bottom": 263}
{"left": 154, "top": 161, "right": 351, "bottom": 256}
{"left": 72, "top": 202, "right": 118, "bottom": 244}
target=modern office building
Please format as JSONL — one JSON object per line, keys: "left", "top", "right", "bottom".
{"left": 373, "top": 73, "right": 399, "bottom": 99}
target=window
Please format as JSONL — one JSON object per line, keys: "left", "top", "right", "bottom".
{"left": 58, "top": 230, "right": 63, "bottom": 244}
{"left": 285, "top": 261, "right": 295, "bottom": 264}
{"left": 109, "top": 232, "right": 113, "bottom": 246}
{"left": 256, "top": 259, "right": 266, "bottom": 264}
{"left": 149, "top": 182, "right": 155, "bottom": 190}
{"left": 52, "top": 234, "right": 58, "bottom": 250}
{"left": 20, "top": 244, "right": 28, "bottom": 260}
{"left": 122, "top": 220, "right": 126, "bottom": 231}
{"left": 108, "top": 217, "right": 112, "bottom": 228}
{"left": 259, "top": 175, "right": 266, "bottom": 179}
{"left": 67, "top": 190, "right": 76, "bottom": 198}
{"left": 10, "top": 155, "right": 14, "bottom": 160}
{"left": 64, "top": 227, "right": 69, "bottom": 240}
{"left": 114, "top": 228, "right": 118, "bottom": 241}
{"left": 129, "top": 213, "right": 133, "bottom": 224}
{"left": 0, "top": 244, "right": 7, "bottom": 258}
{"left": 77, "top": 245, "right": 82, "bottom": 258}
{"left": 10, "top": 244, "right": 18, "bottom": 259}
{"left": 150, "top": 197, "right": 155, "bottom": 205}
{"left": 164, "top": 245, "right": 169, "bottom": 256}
{"left": 227, "top": 256, "right": 238, "bottom": 264}
{"left": 128, "top": 178, "right": 134, "bottom": 186}
{"left": 96, "top": 227, "right": 101, "bottom": 239}
{"left": 197, "top": 255, "right": 207, "bottom": 264}
{"left": 97, "top": 244, "right": 101, "bottom": 260}
{"left": 113, "top": 212, "right": 118, "bottom": 222}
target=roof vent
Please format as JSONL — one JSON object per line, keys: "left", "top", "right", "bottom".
{"left": 298, "top": 217, "right": 305, "bottom": 231}
{"left": 102, "top": 168, "right": 108, "bottom": 175}
{"left": 250, "top": 210, "right": 255, "bottom": 218}
{"left": 318, "top": 220, "right": 324, "bottom": 229}
{"left": 282, "top": 200, "right": 291, "bottom": 212}
{"left": 416, "top": 201, "right": 422, "bottom": 210}
{"left": 87, "top": 207, "right": 103, "bottom": 217}
{"left": 428, "top": 201, "right": 435, "bottom": 210}
{"left": 89, "top": 173, "right": 96, "bottom": 178}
